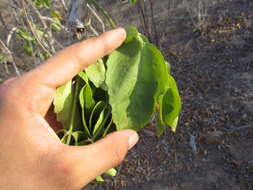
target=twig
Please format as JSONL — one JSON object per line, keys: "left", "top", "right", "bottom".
{"left": 41, "top": 16, "right": 67, "bottom": 30}
{"left": 26, "top": 0, "right": 47, "bottom": 29}
{"left": 0, "top": 12, "right": 6, "bottom": 26}
{"left": 59, "top": 0, "right": 68, "bottom": 12}
{"left": 6, "top": 27, "right": 18, "bottom": 47}
{"left": 22, "top": 1, "right": 52, "bottom": 57}
{"left": 87, "top": 0, "right": 116, "bottom": 29}
{"left": 0, "top": 39, "right": 20, "bottom": 76}
{"left": 87, "top": 3, "right": 105, "bottom": 32}
{"left": 89, "top": 24, "right": 99, "bottom": 36}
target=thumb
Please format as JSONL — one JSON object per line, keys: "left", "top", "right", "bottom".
{"left": 62, "top": 130, "right": 139, "bottom": 186}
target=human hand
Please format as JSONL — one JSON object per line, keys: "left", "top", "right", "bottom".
{"left": 0, "top": 28, "right": 139, "bottom": 190}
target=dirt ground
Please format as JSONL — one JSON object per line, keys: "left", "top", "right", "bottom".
{"left": 1, "top": 0, "right": 253, "bottom": 190}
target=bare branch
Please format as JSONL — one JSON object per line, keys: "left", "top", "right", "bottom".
{"left": 87, "top": 3, "right": 105, "bottom": 32}
{"left": 22, "top": 2, "right": 52, "bottom": 56}
{"left": 0, "top": 39, "right": 20, "bottom": 76}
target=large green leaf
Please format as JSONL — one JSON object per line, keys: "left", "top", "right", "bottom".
{"left": 54, "top": 81, "right": 74, "bottom": 129}
{"left": 106, "top": 36, "right": 168, "bottom": 131}
{"left": 85, "top": 59, "right": 106, "bottom": 88}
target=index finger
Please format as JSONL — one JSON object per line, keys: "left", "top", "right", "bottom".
{"left": 28, "top": 28, "right": 126, "bottom": 88}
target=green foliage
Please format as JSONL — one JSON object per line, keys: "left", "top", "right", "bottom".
{"left": 130, "top": 0, "right": 138, "bottom": 4}
{"left": 54, "top": 26, "right": 181, "bottom": 142}
{"left": 0, "top": 54, "right": 5, "bottom": 63}
{"left": 17, "top": 28, "right": 35, "bottom": 41}
{"left": 33, "top": 0, "right": 51, "bottom": 8}
{"left": 53, "top": 27, "right": 181, "bottom": 180}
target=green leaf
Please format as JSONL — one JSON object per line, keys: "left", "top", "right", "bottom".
{"left": 54, "top": 78, "right": 82, "bottom": 136}
{"left": 43, "top": 0, "right": 51, "bottom": 8}
{"left": 130, "top": 0, "right": 138, "bottom": 4}
{"left": 0, "top": 54, "right": 5, "bottom": 62}
{"left": 33, "top": 0, "right": 43, "bottom": 7}
{"left": 102, "top": 116, "right": 113, "bottom": 137}
{"left": 95, "top": 176, "right": 104, "bottom": 183}
{"left": 106, "top": 36, "right": 168, "bottom": 131}
{"left": 54, "top": 80, "right": 74, "bottom": 130}
{"left": 79, "top": 84, "right": 96, "bottom": 115}
{"left": 85, "top": 59, "right": 106, "bottom": 88}
{"left": 17, "top": 28, "right": 35, "bottom": 41}
{"left": 155, "top": 103, "right": 165, "bottom": 137}
{"left": 79, "top": 84, "right": 96, "bottom": 137}
{"left": 51, "top": 23, "right": 62, "bottom": 32}
{"left": 105, "top": 168, "right": 117, "bottom": 177}
{"left": 92, "top": 106, "right": 111, "bottom": 141}
{"left": 78, "top": 71, "right": 89, "bottom": 84}
{"left": 89, "top": 101, "right": 106, "bottom": 132}
{"left": 50, "top": 10, "right": 62, "bottom": 20}
{"left": 159, "top": 75, "right": 181, "bottom": 132}
{"left": 23, "top": 41, "right": 34, "bottom": 56}
{"left": 125, "top": 26, "right": 138, "bottom": 43}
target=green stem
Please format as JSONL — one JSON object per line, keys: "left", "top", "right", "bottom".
{"left": 87, "top": 0, "right": 117, "bottom": 29}
{"left": 66, "top": 77, "right": 81, "bottom": 145}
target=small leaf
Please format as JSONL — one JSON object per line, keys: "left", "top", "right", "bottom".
{"left": 130, "top": 0, "right": 138, "bottom": 4}
{"left": 0, "top": 54, "right": 5, "bottom": 62}
{"left": 95, "top": 176, "right": 104, "bottom": 183}
{"left": 89, "top": 101, "right": 106, "bottom": 132}
{"left": 17, "top": 28, "right": 35, "bottom": 41}
{"left": 92, "top": 106, "right": 111, "bottom": 141}
{"left": 159, "top": 75, "right": 181, "bottom": 132}
{"left": 51, "top": 23, "right": 62, "bottom": 32}
{"left": 23, "top": 41, "right": 34, "bottom": 56}
{"left": 105, "top": 168, "right": 117, "bottom": 177}
{"left": 43, "top": 0, "right": 51, "bottom": 8}
{"left": 50, "top": 10, "right": 62, "bottom": 20}
{"left": 33, "top": 0, "right": 43, "bottom": 7}
{"left": 102, "top": 117, "right": 113, "bottom": 137}
{"left": 85, "top": 59, "right": 106, "bottom": 88}
{"left": 72, "top": 131, "right": 87, "bottom": 145}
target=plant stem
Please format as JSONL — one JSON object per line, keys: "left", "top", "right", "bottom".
{"left": 66, "top": 77, "right": 81, "bottom": 145}
{"left": 87, "top": 0, "right": 117, "bottom": 29}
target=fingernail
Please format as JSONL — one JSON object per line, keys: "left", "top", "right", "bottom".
{"left": 128, "top": 132, "right": 139, "bottom": 150}
{"left": 113, "top": 27, "right": 126, "bottom": 37}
